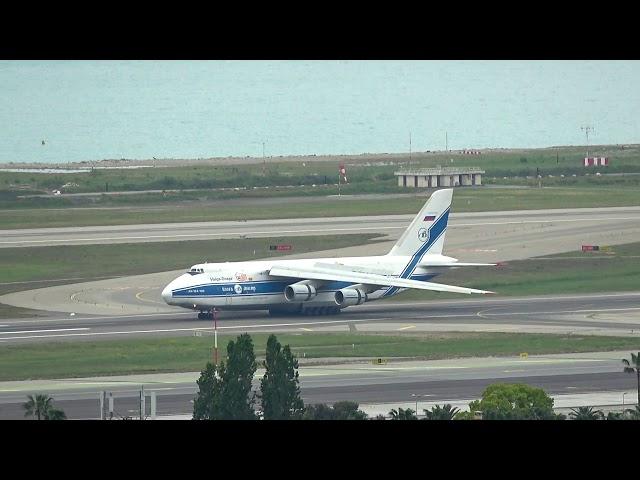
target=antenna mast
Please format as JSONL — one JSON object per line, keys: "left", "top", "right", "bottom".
{"left": 581, "top": 125, "right": 594, "bottom": 158}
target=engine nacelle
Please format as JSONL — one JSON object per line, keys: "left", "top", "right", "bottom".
{"left": 334, "top": 287, "right": 367, "bottom": 307}
{"left": 284, "top": 282, "right": 317, "bottom": 302}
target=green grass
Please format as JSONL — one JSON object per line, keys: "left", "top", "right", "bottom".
{"left": 3, "top": 144, "right": 639, "bottom": 195}
{"left": 390, "top": 241, "right": 640, "bottom": 301}
{"left": 1, "top": 185, "right": 639, "bottom": 229}
{"left": 1, "top": 332, "right": 638, "bottom": 381}
{"left": 0, "top": 234, "right": 382, "bottom": 294}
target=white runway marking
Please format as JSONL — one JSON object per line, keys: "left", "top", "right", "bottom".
{"left": 0, "top": 318, "right": 376, "bottom": 341}
{"left": 3, "top": 216, "right": 639, "bottom": 245}
{"left": 479, "top": 307, "right": 640, "bottom": 317}
{"left": 0, "top": 327, "right": 90, "bottom": 335}
{"left": 0, "top": 226, "right": 401, "bottom": 244}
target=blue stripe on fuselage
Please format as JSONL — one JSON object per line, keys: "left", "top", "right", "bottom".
{"left": 171, "top": 274, "right": 438, "bottom": 299}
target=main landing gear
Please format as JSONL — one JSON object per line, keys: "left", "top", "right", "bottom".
{"left": 198, "top": 310, "right": 215, "bottom": 320}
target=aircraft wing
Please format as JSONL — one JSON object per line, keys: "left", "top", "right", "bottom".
{"left": 268, "top": 264, "right": 493, "bottom": 295}
{"left": 418, "top": 262, "right": 497, "bottom": 267}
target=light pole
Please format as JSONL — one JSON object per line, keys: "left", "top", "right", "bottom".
{"left": 622, "top": 392, "right": 626, "bottom": 409}
{"left": 213, "top": 308, "right": 218, "bottom": 365}
{"left": 581, "top": 125, "right": 593, "bottom": 159}
{"left": 411, "top": 393, "right": 428, "bottom": 417}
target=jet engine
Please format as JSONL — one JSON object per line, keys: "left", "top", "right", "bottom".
{"left": 284, "top": 281, "right": 318, "bottom": 302}
{"left": 334, "top": 287, "right": 368, "bottom": 307}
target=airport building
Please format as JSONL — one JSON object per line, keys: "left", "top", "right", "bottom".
{"left": 394, "top": 167, "right": 484, "bottom": 188}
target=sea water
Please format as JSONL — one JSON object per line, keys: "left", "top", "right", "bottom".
{"left": 1, "top": 60, "right": 638, "bottom": 164}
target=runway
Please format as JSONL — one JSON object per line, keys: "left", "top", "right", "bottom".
{"left": 2, "top": 205, "right": 640, "bottom": 419}
{"left": 3, "top": 206, "right": 640, "bottom": 250}
{"left": 2, "top": 292, "right": 640, "bottom": 344}
{"left": 0, "top": 350, "right": 636, "bottom": 419}
{"left": 3, "top": 205, "right": 640, "bottom": 317}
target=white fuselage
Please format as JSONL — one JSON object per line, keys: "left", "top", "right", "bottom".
{"left": 162, "top": 254, "right": 455, "bottom": 311}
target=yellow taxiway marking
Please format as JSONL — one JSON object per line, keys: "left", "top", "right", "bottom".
{"left": 397, "top": 325, "right": 416, "bottom": 331}
{"left": 135, "top": 289, "right": 164, "bottom": 305}
{"left": 299, "top": 327, "right": 314, "bottom": 332}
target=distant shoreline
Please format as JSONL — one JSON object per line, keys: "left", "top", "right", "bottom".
{"left": 1, "top": 144, "right": 636, "bottom": 170}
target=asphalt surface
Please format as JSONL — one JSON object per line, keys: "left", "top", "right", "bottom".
{"left": 1, "top": 292, "right": 640, "bottom": 344}
{"left": 3, "top": 206, "right": 640, "bottom": 249}
{"left": 1, "top": 351, "right": 636, "bottom": 419}
{"left": 4, "top": 205, "right": 640, "bottom": 316}
{"left": 2, "top": 205, "right": 640, "bottom": 419}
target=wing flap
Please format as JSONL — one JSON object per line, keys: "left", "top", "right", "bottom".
{"left": 268, "top": 264, "right": 493, "bottom": 295}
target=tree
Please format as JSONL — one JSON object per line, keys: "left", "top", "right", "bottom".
{"left": 193, "top": 362, "right": 222, "bottom": 420}
{"left": 423, "top": 404, "right": 459, "bottom": 420}
{"left": 303, "top": 404, "right": 336, "bottom": 420}
{"left": 260, "top": 334, "right": 304, "bottom": 420}
{"left": 606, "top": 411, "right": 625, "bottom": 421}
{"left": 217, "top": 333, "right": 258, "bottom": 420}
{"left": 192, "top": 334, "right": 258, "bottom": 420}
{"left": 331, "top": 401, "right": 368, "bottom": 420}
{"left": 468, "top": 383, "right": 560, "bottom": 420}
{"left": 624, "top": 405, "right": 640, "bottom": 420}
{"left": 45, "top": 408, "right": 67, "bottom": 420}
{"left": 302, "top": 402, "right": 368, "bottom": 420}
{"left": 569, "top": 406, "right": 603, "bottom": 420}
{"left": 622, "top": 352, "right": 640, "bottom": 406}
{"left": 24, "top": 394, "right": 52, "bottom": 420}
{"left": 453, "top": 411, "right": 477, "bottom": 420}
{"left": 389, "top": 407, "right": 417, "bottom": 420}
{"left": 23, "top": 394, "right": 66, "bottom": 420}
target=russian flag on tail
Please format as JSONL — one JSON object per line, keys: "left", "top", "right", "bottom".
{"left": 423, "top": 215, "right": 436, "bottom": 221}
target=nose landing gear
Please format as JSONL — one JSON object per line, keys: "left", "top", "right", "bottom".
{"left": 198, "top": 310, "right": 215, "bottom": 320}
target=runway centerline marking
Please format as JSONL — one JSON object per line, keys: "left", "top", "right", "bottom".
{"left": 0, "top": 318, "right": 378, "bottom": 341}
{"left": 4, "top": 215, "right": 639, "bottom": 245}
{"left": 480, "top": 307, "right": 640, "bottom": 316}
{"left": 0, "top": 327, "right": 90, "bottom": 335}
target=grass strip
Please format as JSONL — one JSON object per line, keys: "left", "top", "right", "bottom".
{"left": 1, "top": 332, "right": 638, "bottom": 381}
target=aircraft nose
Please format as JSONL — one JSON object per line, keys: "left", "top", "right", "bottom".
{"left": 161, "top": 284, "right": 173, "bottom": 304}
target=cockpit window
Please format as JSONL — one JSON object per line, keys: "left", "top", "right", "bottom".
{"left": 187, "top": 267, "right": 205, "bottom": 275}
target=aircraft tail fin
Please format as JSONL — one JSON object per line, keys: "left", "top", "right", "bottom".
{"left": 388, "top": 188, "right": 452, "bottom": 258}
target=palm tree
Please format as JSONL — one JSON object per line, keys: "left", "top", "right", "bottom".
{"left": 606, "top": 411, "right": 625, "bottom": 421}
{"left": 423, "top": 404, "right": 460, "bottom": 420}
{"left": 622, "top": 352, "right": 640, "bottom": 406}
{"left": 45, "top": 408, "right": 67, "bottom": 420}
{"left": 624, "top": 405, "right": 640, "bottom": 420}
{"left": 568, "top": 406, "right": 603, "bottom": 420}
{"left": 23, "top": 394, "right": 54, "bottom": 420}
{"left": 388, "top": 407, "right": 417, "bottom": 420}
{"left": 23, "top": 393, "right": 66, "bottom": 420}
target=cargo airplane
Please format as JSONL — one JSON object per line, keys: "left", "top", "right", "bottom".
{"left": 162, "top": 189, "right": 495, "bottom": 319}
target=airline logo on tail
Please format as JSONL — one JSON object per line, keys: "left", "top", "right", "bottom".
{"left": 418, "top": 228, "right": 429, "bottom": 242}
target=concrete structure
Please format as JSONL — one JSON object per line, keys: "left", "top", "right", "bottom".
{"left": 394, "top": 167, "right": 484, "bottom": 188}
{"left": 584, "top": 157, "right": 609, "bottom": 167}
